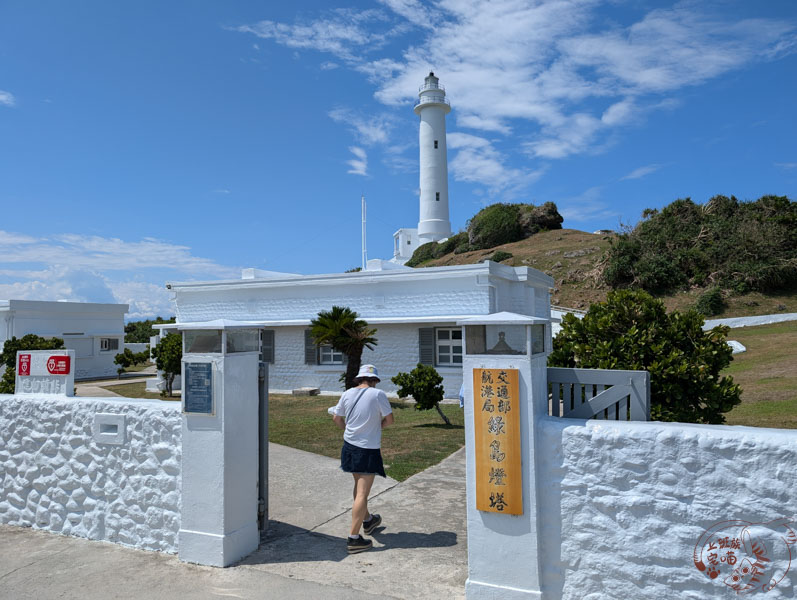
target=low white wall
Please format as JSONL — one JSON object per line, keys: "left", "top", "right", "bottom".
{"left": 0, "top": 394, "right": 181, "bottom": 553}
{"left": 538, "top": 418, "right": 797, "bottom": 599}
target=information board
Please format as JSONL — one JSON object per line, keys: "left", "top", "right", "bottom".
{"left": 473, "top": 368, "right": 523, "bottom": 515}
{"left": 184, "top": 362, "right": 214, "bottom": 415}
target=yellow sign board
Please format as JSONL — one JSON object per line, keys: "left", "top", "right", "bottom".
{"left": 473, "top": 368, "right": 523, "bottom": 515}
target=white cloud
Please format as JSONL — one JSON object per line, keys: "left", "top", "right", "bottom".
{"left": 0, "top": 233, "right": 237, "bottom": 277}
{"left": 329, "top": 108, "right": 393, "bottom": 145}
{"left": 448, "top": 132, "right": 544, "bottom": 196}
{"left": 233, "top": 8, "right": 398, "bottom": 63}
{"left": 320, "top": 61, "right": 340, "bottom": 70}
{"left": 556, "top": 186, "right": 619, "bottom": 222}
{"left": 346, "top": 146, "right": 368, "bottom": 176}
{"left": 0, "top": 90, "right": 15, "bottom": 107}
{"left": 0, "top": 231, "right": 238, "bottom": 317}
{"left": 775, "top": 162, "right": 797, "bottom": 171}
{"left": 377, "top": 0, "right": 439, "bottom": 30}
{"left": 245, "top": 1, "right": 794, "bottom": 162}
{"left": 0, "top": 269, "right": 176, "bottom": 319}
{"left": 621, "top": 164, "right": 664, "bottom": 180}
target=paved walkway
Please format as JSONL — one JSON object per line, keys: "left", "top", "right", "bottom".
{"left": 75, "top": 373, "right": 157, "bottom": 398}
{"left": 0, "top": 443, "right": 468, "bottom": 599}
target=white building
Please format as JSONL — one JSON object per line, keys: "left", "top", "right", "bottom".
{"left": 0, "top": 299, "right": 128, "bottom": 380}
{"left": 168, "top": 262, "right": 553, "bottom": 397}
{"left": 393, "top": 72, "right": 453, "bottom": 264}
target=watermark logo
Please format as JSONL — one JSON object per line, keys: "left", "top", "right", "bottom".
{"left": 694, "top": 519, "right": 797, "bottom": 594}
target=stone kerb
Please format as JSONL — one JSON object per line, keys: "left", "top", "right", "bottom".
{"left": 0, "top": 393, "right": 181, "bottom": 553}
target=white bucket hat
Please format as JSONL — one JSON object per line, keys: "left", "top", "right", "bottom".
{"left": 355, "top": 364, "right": 380, "bottom": 381}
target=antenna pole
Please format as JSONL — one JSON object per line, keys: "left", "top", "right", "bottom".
{"left": 361, "top": 193, "right": 367, "bottom": 270}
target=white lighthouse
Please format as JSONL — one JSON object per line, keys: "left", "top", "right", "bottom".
{"left": 415, "top": 72, "right": 452, "bottom": 244}
{"left": 391, "top": 72, "right": 453, "bottom": 264}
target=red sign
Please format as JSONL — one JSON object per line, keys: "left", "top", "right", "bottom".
{"left": 46, "top": 356, "right": 71, "bottom": 375}
{"left": 18, "top": 354, "right": 31, "bottom": 376}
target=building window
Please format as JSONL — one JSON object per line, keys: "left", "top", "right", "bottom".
{"left": 261, "top": 330, "right": 275, "bottom": 364}
{"left": 407, "top": 240, "right": 411, "bottom": 245}
{"left": 434, "top": 140, "right": 438, "bottom": 149}
{"left": 436, "top": 192, "right": 440, "bottom": 201}
{"left": 319, "top": 345, "right": 344, "bottom": 365}
{"left": 436, "top": 328, "right": 462, "bottom": 365}
{"left": 100, "top": 338, "right": 119, "bottom": 352}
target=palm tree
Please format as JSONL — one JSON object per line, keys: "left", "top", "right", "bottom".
{"left": 310, "top": 306, "right": 378, "bottom": 389}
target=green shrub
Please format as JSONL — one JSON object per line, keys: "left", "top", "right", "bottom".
{"left": 695, "top": 287, "right": 725, "bottom": 317}
{"left": 548, "top": 289, "right": 741, "bottom": 424}
{"left": 604, "top": 195, "right": 797, "bottom": 295}
{"left": 467, "top": 204, "right": 523, "bottom": 250}
{"left": 405, "top": 241, "right": 439, "bottom": 267}
{"left": 490, "top": 251, "right": 513, "bottom": 263}
{"left": 391, "top": 363, "right": 451, "bottom": 425}
{"left": 406, "top": 232, "right": 468, "bottom": 267}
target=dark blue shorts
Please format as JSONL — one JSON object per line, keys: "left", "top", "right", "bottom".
{"left": 340, "top": 441, "right": 386, "bottom": 478}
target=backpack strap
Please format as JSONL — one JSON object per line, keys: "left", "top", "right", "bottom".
{"left": 345, "top": 388, "right": 369, "bottom": 422}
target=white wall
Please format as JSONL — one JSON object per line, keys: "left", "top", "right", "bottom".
{"left": 537, "top": 418, "right": 797, "bottom": 599}
{"left": 269, "top": 324, "right": 464, "bottom": 397}
{"left": 0, "top": 394, "right": 181, "bottom": 553}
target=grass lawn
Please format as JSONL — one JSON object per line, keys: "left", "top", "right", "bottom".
{"left": 269, "top": 393, "right": 464, "bottom": 482}
{"left": 99, "top": 384, "right": 465, "bottom": 480}
{"left": 722, "top": 322, "right": 797, "bottom": 429}
{"left": 98, "top": 381, "right": 176, "bottom": 401}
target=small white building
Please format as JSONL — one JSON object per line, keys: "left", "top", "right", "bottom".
{"left": 167, "top": 262, "right": 553, "bottom": 397}
{"left": 0, "top": 299, "right": 128, "bottom": 380}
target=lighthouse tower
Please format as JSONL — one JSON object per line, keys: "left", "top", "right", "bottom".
{"left": 415, "top": 72, "right": 452, "bottom": 244}
{"left": 388, "top": 72, "right": 453, "bottom": 265}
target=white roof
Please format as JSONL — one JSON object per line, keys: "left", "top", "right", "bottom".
{"left": 457, "top": 311, "right": 550, "bottom": 326}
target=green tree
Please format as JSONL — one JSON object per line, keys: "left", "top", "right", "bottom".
{"left": 0, "top": 334, "right": 65, "bottom": 394}
{"left": 549, "top": 290, "right": 741, "bottom": 424}
{"left": 150, "top": 333, "right": 182, "bottom": 397}
{"left": 113, "top": 347, "right": 151, "bottom": 378}
{"left": 124, "top": 317, "right": 175, "bottom": 343}
{"left": 310, "top": 306, "right": 377, "bottom": 390}
{"left": 391, "top": 363, "right": 451, "bottom": 426}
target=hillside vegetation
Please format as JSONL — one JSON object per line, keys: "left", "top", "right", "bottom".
{"left": 414, "top": 195, "right": 797, "bottom": 317}
{"left": 605, "top": 195, "right": 797, "bottom": 296}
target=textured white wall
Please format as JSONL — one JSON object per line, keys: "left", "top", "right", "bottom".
{"left": 538, "top": 419, "right": 797, "bottom": 599}
{"left": 175, "top": 279, "right": 489, "bottom": 324}
{"left": 0, "top": 394, "right": 181, "bottom": 553}
{"left": 269, "top": 324, "right": 464, "bottom": 397}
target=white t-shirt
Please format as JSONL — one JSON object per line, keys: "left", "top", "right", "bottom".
{"left": 330, "top": 386, "right": 392, "bottom": 449}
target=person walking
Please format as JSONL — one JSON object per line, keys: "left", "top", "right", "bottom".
{"left": 329, "top": 364, "right": 394, "bottom": 554}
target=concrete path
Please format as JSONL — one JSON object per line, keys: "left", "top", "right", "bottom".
{"left": 75, "top": 374, "right": 156, "bottom": 398}
{"left": 0, "top": 443, "right": 468, "bottom": 599}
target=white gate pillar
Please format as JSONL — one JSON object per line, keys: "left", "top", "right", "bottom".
{"left": 178, "top": 327, "right": 260, "bottom": 567}
{"left": 459, "top": 313, "right": 551, "bottom": 599}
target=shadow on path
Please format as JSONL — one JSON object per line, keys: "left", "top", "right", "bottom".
{"left": 238, "top": 520, "right": 458, "bottom": 566}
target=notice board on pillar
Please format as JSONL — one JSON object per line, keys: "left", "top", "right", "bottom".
{"left": 184, "top": 362, "right": 214, "bottom": 415}
{"left": 473, "top": 368, "right": 522, "bottom": 515}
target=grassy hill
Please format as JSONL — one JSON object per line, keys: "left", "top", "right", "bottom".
{"left": 417, "top": 228, "right": 797, "bottom": 317}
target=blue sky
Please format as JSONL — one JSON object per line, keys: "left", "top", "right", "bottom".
{"left": 1, "top": 0, "right": 795, "bottom": 318}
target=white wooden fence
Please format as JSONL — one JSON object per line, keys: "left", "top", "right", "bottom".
{"left": 547, "top": 367, "right": 650, "bottom": 421}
